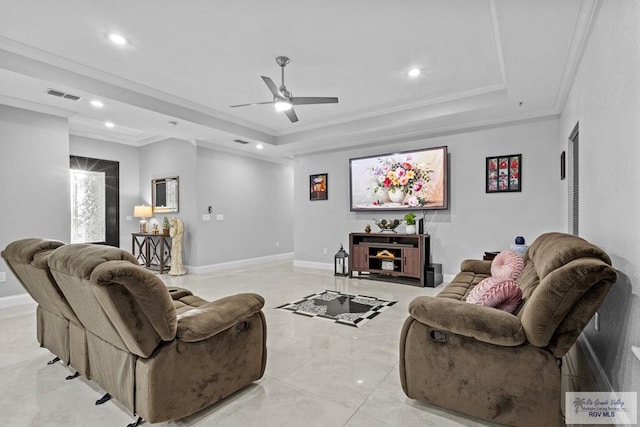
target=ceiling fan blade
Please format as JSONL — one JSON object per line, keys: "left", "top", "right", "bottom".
{"left": 283, "top": 107, "right": 298, "bottom": 123}
{"left": 229, "top": 101, "right": 273, "bottom": 108}
{"left": 291, "top": 97, "right": 339, "bottom": 105}
{"left": 261, "top": 76, "right": 284, "bottom": 98}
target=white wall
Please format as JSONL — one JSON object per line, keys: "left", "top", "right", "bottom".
{"left": 69, "top": 135, "right": 140, "bottom": 249}
{"left": 194, "top": 146, "right": 294, "bottom": 267}
{"left": 294, "top": 117, "right": 564, "bottom": 275}
{"left": 560, "top": 0, "right": 640, "bottom": 393}
{"left": 0, "top": 105, "right": 69, "bottom": 298}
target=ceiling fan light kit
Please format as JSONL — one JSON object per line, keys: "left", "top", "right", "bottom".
{"left": 230, "top": 56, "right": 339, "bottom": 123}
{"left": 274, "top": 100, "right": 292, "bottom": 111}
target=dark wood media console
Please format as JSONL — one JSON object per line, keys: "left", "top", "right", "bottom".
{"left": 349, "top": 232, "right": 442, "bottom": 287}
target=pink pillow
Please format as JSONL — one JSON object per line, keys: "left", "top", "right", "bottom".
{"left": 491, "top": 250, "right": 524, "bottom": 280}
{"left": 467, "top": 277, "right": 523, "bottom": 314}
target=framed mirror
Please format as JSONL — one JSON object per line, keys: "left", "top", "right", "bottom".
{"left": 152, "top": 177, "right": 179, "bottom": 213}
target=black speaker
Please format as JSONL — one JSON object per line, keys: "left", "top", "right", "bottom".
{"left": 425, "top": 263, "right": 443, "bottom": 287}
{"left": 418, "top": 218, "right": 424, "bottom": 234}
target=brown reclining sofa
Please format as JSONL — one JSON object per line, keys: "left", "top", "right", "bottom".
{"left": 2, "top": 238, "right": 267, "bottom": 424}
{"left": 399, "top": 232, "right": 617, "bottom": 426}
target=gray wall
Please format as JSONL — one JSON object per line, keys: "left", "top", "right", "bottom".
{"left": 0, "top": 105, "right": 70, "bottom": 297}
{"left": 139, "top": 138, "right": 198, "bottom": 265}
{"left": 194, "top": 146, "right": 294, "bottom": 266}
{"left": 294, "top": 117, "right": 564, "bottom": 275}
{"left": 69, "top": 135, "right": 140, "bottom": 249}
{"left": 560, "top": 0, "right": 640, "bottom": 392}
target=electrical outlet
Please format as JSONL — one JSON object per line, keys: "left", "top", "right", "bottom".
{"left": 126, "top": 215, "right": 132, "bottom": 221}
{"left": 323, "top": 248, "right": 328, "bottom": 255}
{"left": 202, "top": 214, "right": 211, "bottom": 221}
{"left": 0, "top": 272, "right": 6, "bottom": 283}
{"left": 216, "top": 214, "right": 224, "bottom": 221}
{"left": 276, "top": 241, "right": 280, "bottom": 247}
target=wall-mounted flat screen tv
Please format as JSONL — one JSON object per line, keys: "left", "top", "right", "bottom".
{"left": 349, "top": 146, "right": 448, "bottom": 211}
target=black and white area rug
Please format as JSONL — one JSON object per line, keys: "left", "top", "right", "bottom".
{"left": 276, "top": 290, "right": 397, "bottom": 327}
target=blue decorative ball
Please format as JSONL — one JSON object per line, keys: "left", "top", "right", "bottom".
{"left": 515, "top": 236, "right": 525, "bottom": 245}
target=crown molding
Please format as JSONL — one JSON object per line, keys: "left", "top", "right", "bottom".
{"left": 0, "top": 93, "right": 76, "bottom": 118}
{"left": 554, "top": 0, "right": 600, "bottom": 112}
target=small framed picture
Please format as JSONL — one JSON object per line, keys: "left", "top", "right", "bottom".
{"left": 486, "top": 154, "right": 521, "bottom": 193}
{"left": 310, "top": 173, "right": 328, "bottom": 200}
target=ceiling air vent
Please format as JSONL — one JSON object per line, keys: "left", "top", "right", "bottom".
{"left": 233, "top": 139, "right": 250, "bottom": 145}
{"left": 46, "top": 88, "right": 82, "bottom": 101}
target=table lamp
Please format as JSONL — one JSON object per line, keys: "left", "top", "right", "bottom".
{"left": 133, "top": 205, "right": 153, "bottom": 233}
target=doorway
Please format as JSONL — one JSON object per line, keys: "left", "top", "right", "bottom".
{"left": 69, "top": 156, "right": 120, "bottom": 247}
{"left": 568, "top": 122, "right": 579, "bottom": 236}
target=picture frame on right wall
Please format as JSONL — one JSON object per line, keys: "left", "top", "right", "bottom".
{"left": 486, "top": 154, "right": 521, "bottom": 193}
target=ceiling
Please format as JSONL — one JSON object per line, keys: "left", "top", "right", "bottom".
{"left": 0, "top": 0, "right": 596, "bottom": 160}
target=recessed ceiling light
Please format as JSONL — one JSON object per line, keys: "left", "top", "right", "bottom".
{"left": 90, "top": 100, "right": 104, "bottom": 108}
{"left": 108, "top": 33, "right": 128, "bottom": 46}
{"left": 256, "top": 144, "right": 264, "bottom": 150}
{"left": 408, "top": 68, "right": 421, "bottom": 77}
{"left": 105, "top": 121, "right": 115, "bottom": 128}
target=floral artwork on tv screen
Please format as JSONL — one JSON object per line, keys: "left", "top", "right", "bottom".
{"left": 349, "top": 146, "right": 448, "bottom": 211}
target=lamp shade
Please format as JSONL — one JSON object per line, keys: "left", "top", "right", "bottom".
{"left": 133, "top": 205, "right": 153, "bottom": 218}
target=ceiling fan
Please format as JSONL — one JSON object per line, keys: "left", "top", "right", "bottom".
{"left": 230, "top": 56, "right": 339, "bottom": 123}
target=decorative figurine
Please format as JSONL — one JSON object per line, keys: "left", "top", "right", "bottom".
{"left": 511, "top": 236, "right": 528, "bottom": 257}
{"left": 364, "top": 224, "right": 371, "bottom": 233}
{"left": 169, "top": 217, "right": 186, "bottom": 276}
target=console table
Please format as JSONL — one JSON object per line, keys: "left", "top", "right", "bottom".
{"left": 349, "top": 233, "right": 442, "bottom": 287}
{"left": 131, "top": 233, "right": 171, "bottom": 273}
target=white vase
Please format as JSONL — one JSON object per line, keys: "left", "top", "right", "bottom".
{"left": 388, "top": 188, "right": 405, "bottom": 203}
{"left": 406, "top": 224, "right": 416, "bottom": 234}
{"left": 375, "top": 187, "right": 389, "bottom": 202}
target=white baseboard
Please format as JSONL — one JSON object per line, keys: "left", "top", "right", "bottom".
{"left": 293, "top": 260, "right": 334, "bottom": 271}
{"left": 0, "top": 293, "right": 34, "bottom": 309}
{"left": 187, "top": 252, "right": 294, "bottom": 274}
{"left": 577, "top": 334, "right": 614, "bottom": 392}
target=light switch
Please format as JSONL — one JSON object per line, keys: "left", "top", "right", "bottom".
{"left": 216, "top": 214, "right": 224, "bottom": 221}
{"left": 0, "top": 272, "right": 6, "bottom": 283}
{"left": 202, "top": 214, "right": 211, "bottom": 221}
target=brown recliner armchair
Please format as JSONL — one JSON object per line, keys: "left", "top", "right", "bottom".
{"left": 47, "top": 243, "right": 267, "bottom": 424}
{"left": 1, "top": 238, "right": 89, "bottom": 373}
{"left": 399, "top": 232, "right": 617, "bottom": 426}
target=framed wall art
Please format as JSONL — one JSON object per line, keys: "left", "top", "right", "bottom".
{"left": 310, "top": 173, "right": 328, "bottom": 200}
{"left": 349, "top": 145, "right": 448, "bottom": 211}
{"left": 486, "top": 154, "right": 521, "bottom": 193}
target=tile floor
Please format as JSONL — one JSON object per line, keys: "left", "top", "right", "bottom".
{"left": 0, "top": 262, "right": 594, "bottom": 426}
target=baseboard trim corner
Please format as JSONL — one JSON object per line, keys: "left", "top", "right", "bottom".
{"left": 577, "top": 334, "right": 614, "bottom": 392}
{"left": 187, "top": 252, "right": 294, "bottom": 274}
{"left": 0, "top": 293, "right": 34, "bottom": 309}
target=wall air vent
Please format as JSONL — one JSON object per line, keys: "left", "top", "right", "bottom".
{"left": 47, "top": 88, "right": 82, "bottom": 101}
{"left": 233, "top": 139, "right": 250, "bottom": 145}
